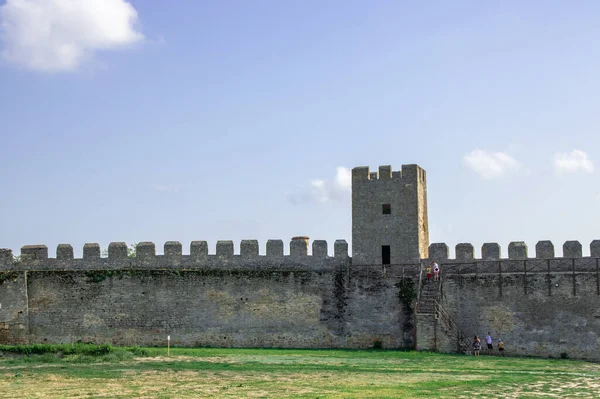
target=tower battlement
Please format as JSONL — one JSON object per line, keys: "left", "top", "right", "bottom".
{"left": 351, "top": 164, "right": 426, "bottom": 182}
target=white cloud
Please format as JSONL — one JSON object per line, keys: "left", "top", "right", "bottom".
{"left": 290, "top": 166, "right": 351, "bottom": 204}
{"left": 554, "top": 150, "right": 594, "bottom": 174}
{"left": 335, "top": 166, "right": 351, "bottom": 190}
{"left": 310, "top": 179, "right": 328, "bottom": 203}
{"left": 0, "top": 0, "right": 143, "bottom": 72}
{"left": 463, "top": 149, "right": 520, "bottom": 179}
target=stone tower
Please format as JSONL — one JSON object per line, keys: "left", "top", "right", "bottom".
{"left": 352, "top": 164, "right": 429, "bottom": 265}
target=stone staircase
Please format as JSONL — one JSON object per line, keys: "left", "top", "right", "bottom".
{"left": 417, "top": 278, "right": 439, "bottom": 314}
{"left": 415, "top": 277, "right": 441, "bottom": 351}
{"left": 415, "top": 275, "right": 471, "bottom": 353}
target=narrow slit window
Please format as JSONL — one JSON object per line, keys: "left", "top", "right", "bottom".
{"left": 382, "top": 246, "right": 390, "bottom": 265}
{"left": 382, "top": 204, "right": 391, "bottom": 214}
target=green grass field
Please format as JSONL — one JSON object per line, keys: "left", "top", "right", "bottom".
{"left": 0, "top": 346, "right": 598, "bottom": 398}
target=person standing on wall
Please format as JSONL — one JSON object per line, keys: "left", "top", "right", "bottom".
{"left": 433, "top": 261, "right": 440, "bottom": 281}
{"left": 485, "top": 332, "right": 493, "bottom": 355}
{"left": 426, "top": 264, "right": 432, "bottom": 282}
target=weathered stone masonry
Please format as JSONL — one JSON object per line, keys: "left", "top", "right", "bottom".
{"left": 1, "top": 164, "right": 599, "bottom": 361}
{"left": 0, "top": 240, "right": 417, "bottom": 350}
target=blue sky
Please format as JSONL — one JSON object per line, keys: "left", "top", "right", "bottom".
{"left": 1, "top": 0, "right": 599, "bottom": 258}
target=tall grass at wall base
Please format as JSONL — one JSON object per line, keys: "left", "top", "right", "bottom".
{"left": 0, "top": 343, "right": 148, "bottom": 363}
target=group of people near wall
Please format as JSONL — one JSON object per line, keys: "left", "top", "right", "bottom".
{"left": 471, "top": 332, "right": 505, "bottom": 356}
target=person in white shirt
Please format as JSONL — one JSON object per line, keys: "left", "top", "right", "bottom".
{"left": 433, "top": 262, "right": 440, "bottom": 281}
{"left": 485, "top": 332, "right": 493, "bottom": 355}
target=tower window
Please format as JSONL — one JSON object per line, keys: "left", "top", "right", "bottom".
{"left": 382, "top": 204, "right": 391, "bottom": 214}
{"left": 382, "top": 246, "right": 391, "bottom": 265}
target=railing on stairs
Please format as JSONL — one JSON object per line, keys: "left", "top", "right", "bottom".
{"left": 435, "top": 270, "right": 472, "bottom": 353}
{"left": 415, "top": 261, "right": 424, "bottom": 313}
{"left": 434, "top": 299, "right": 472, "bottom": 353}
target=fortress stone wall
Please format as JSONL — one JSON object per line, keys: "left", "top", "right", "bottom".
{"left": 1, "top": 164, "right": 599, "bottom": 361}
{"left": 422, "top": 240, "right": 600, "bottom": 361}
{"left": 0, "top": 240, "right": 417, "bottom": 349}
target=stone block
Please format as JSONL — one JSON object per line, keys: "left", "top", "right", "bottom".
{"left": 56, "top": 244, "right": 73, "bottom": 260}
{"left": 535, "top": 241, "right": 555, "bottom": 259}
{"left": 455, "top": 243, "right": 474, "bottom": 260}
{"left": 136, "top": 242, "right": 155, "bottom": 260}
{"left": 164, "top": 241, "right": 182, "bottom": 258}
{"left": 401, "top": 164, "right": 419, "bottom": 181}
{"left": 428, "top": 243, "right": 448, "bottom": 261}
{"left": 108, "top": 242, "right": 128, "bottom": 260}
{"left": 312, "top": 240, "right": 328, "bottom": 258}
{"left": 21, "top": 245, "right": 48, "bottom": 261}
{"left": 266, "top": 240, "right": 284, "bottom": 257}
{"left": 352, "top": 166, "right": 370, "bottom": 180}
{"left": 216, "top": 241, "right": 234, "bottom": 257}
{"left": 378, "top": 165, "right": 392, "bottom": 179}
{"left": 563, "top": 241, "right": 582, "bottom": 258}
{"left": 290, "top": 237, "right": 308, "bottom": 258}
{"left": 334, "top": 240, "right": 348, "bottom": 258}
{"left": 591, "top": 240, "right": 600, "bottom": 258}
{"left": 240, "top": 240, "right": 259, "bottom": 257}
{"left": 481, "top": 243, "right": 500, "bottom": 260}
{"left": 83, "top": 243, "right": 100, "bottom": 259}
{"left": 508, "top": 242, "right": 528, "bottom": 259}
{"left": 190, "top": 241, "right": 208, "bottom": 258}
{"left": 0, "top": 249, "right": 13, "bottom": 266}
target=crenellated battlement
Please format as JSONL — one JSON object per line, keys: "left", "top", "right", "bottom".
{"left": 426, "top": 240, "right": 600, "bottom": 261}
{"left": 0, "top": 239, "right": 350, "bottom": 271}
{"left": 424, "top": 240, "right": 600, "bottom": 274}
{"left": 351, "top": 164, "right": 426, "bottom": 182}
